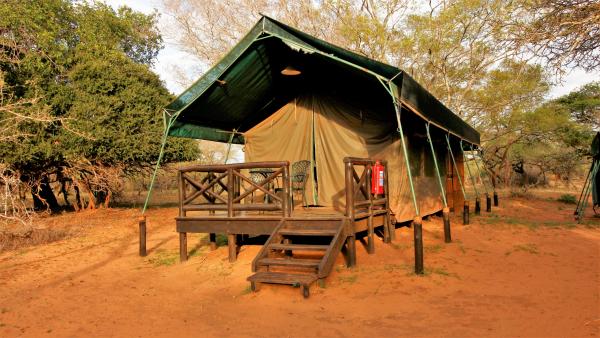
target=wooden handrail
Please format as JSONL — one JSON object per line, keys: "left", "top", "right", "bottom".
{"left": 178, "top": 161, "right": 289, "bottom": 173}
{"left": 178, "top": 161, "right": 291, "bottom": 218}
{"left": 343, "top": 157, "right": 390, "bottom": 219}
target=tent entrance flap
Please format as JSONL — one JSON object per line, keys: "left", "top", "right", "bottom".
{"left": 243, "top": 95, "right": 319, "bottom": 206}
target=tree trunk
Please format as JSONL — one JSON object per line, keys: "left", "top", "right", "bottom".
{"left": 31, "top": 176, "right": 60, "bottom": 213}
{"left": 86, "top": 189, "right": 96, "bottom": 210}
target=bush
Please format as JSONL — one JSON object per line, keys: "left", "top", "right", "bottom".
{"left": 557, "top": 194, "right": 577, "bottom": 204}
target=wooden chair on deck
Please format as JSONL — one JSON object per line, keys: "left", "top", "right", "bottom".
{"left": 291, "top": 160, "right": 311, "bottom": 207}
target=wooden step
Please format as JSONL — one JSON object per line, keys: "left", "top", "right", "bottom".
{"left": 278, "top": 229, "right": 337, "bottom": 236}
{"left": 257, "top": 257, "right": 320, "bottom": 268}
{"left": 247, "top": 272, "right": 317, "bottom": 298}
{"left": 247, "top": 271, "right": 318, "bottom": 285}
{"left": 269, "top": 243, "right": 329, "bottom": 251}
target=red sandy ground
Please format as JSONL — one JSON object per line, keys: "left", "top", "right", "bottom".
{"left": 0, "top": 194, "right": 599, "bottom": 337}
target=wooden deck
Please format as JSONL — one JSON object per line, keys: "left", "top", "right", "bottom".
{"left": 174, "top": 158, "right": 393, "bottom": 297}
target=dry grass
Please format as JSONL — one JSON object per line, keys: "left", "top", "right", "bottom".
{"left": 0, "top": 225, "right": 72, "bottom": 252}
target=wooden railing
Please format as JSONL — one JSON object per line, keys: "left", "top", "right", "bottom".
{"left": 177, "top": 161, "right": 291, "bottom": 218}
{"left": 344, "top": 157, "right": 391, "bottom": 252}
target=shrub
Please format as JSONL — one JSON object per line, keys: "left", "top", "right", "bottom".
{"left": 557, "top": 194, "right": 577, "bottom": 204}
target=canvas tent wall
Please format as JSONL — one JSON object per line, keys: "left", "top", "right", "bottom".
{"left": 244, "top": 92, "right": 447, "bottom": 222}
{"left": 143, "top": 15, "right": 480, "bottom": 220}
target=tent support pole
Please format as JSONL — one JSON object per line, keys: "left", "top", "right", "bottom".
{"left": 446, "top": 134, "right": 469, "bottom": 225}
{"left": 426, "top": 123, "right": 451, "bottom": 243}
{"left": 471, "top": 145, "right": 491, "bottom": 212}
{"left": 462, "top": 140, "right": 480, "bottom": 215}
{"left": 224, "top": 129, "right": 236, "bottom": 164}
{"left": 577, "top": 160, "right": 600, "bottom": 223}
{"left": 139, "top": 113, "right": 176, "bottom": 256}
{"left": 387, "top": 82, "right": 422, "bottom": 274}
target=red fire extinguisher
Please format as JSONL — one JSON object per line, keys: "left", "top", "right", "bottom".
{"left": 371, "top": 161, "right": 385, "bottom": 195}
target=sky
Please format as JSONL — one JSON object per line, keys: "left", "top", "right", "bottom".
{"left": 103, "top": 0, "right": 599, "bottom": 99}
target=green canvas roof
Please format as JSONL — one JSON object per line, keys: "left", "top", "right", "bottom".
{"left": 165, "top": 15, "right": 480, "bottom": 145}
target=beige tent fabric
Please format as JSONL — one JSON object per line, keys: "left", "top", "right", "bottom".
{"left": 244, "top": 97, "right": 317, "bottom": 205}
{"left": 243, "top": 93, "right": 445, "bottom": 222}
{"left": 312, "top": 94, "right": 443, "bottom": 221}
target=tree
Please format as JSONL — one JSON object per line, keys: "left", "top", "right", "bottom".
{"left": 555, "top": 82, "right": 600, "bottom": 130}
{"left": 0, "top": 0, "right": 198, "bottom": 215}
{"left": 512, "top": 0, "right": 600, "bottom": 72}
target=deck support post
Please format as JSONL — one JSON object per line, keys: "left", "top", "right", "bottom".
{"left": 346, "top": 235, "right": 356, "bottom": 267}
{"left": 494, "top": 191, "right": 499, "bottom": 207}
{"left": 443, "top": 207, "right": 451, "bottom": 243}
{"left": 383, "top": 212, "right": 391, "bottom": 243}
{"left": 463, "top": 201, "right": 470, "bottom": 225}
{"left": 228, "top": 234, "right": 237, "bottom": 262}
{"left": 179, "top": 232, "right": 187, "bottom": 262}
{"left": 413, "top": 216, "right": 424, "bottom": 274}
{"left": 209, "top": 233, "right": 217, "bottom": 250}
{"left": 139, "top": 216, "right": 147, "bottom": 257}
{"left": 486, "top": 193, "right": 492, "bottom": 212}
{"left": 475, "top": 197, "right": 481, "bottom": 215}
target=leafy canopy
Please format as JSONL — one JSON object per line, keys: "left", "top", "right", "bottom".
{"left": 0, "top": 0, "right": 197, "bottom": 193}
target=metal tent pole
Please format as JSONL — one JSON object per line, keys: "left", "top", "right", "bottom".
{"left": 224, "top": 129, "right": 236, "bottom": 164}
{"left": 462, "top": 140, "right": 480, "bottom": 215}
{"left": 426, "top": 123, "right": 451, "bottom": 243}
{"left": 446, "top": 134, "right": 469, "bottom": 225}
{"left": 471, "top": 145, "right": 491, "bottom": 212}
{"left": 388, "top": 83, "right": 423, "bottom": 274}
{"left": 139, "top": 111, "right": 177, "bottom": 256}
{"left": 575, "top": 161, "right": 594, "bottom": 217}
{"left": 577, "top": 160, "right": 600, "bottom": 223}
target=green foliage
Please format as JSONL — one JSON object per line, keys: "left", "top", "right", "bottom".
{"left": 0, "top": 0, "right": 197, "bottom": 209}
{"left": 555, "top": 82, "right": 600, "bottom": 131}
{"left": 557, "top": 194, "right": 576, "bottom": 204}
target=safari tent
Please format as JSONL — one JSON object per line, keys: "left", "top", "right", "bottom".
{"left": 141, "top": 16, "right": 480, "bottom": 296}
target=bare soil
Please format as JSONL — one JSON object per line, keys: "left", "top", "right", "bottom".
{"left": 0, "top": 193, "right": 599, "bottom": 337}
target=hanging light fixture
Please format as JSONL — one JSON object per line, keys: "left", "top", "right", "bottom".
{"left": 281, "top": 66, "right": 301, "bottom": 76}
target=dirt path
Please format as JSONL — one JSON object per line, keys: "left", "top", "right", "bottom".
{"left": 1, "top": 196, "right": 599, "bottom": 337}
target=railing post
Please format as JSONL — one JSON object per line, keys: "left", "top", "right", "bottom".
{"left": 178, "top": 170, "right": 185, "bottom": 217}
{"left": 227, "top": 168, "right": 234, "bottom": 218}
{"left": 344, "top": 160, "right": 356, "bottom": 267}
{"left": 283, "top": 164, "right": 291, "bottom": 217}
{"left": 366, "top": 163, "right": 375, "bottom": 254}
{"left": 177, "top": 170, "right": 187, "bottom": 262}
